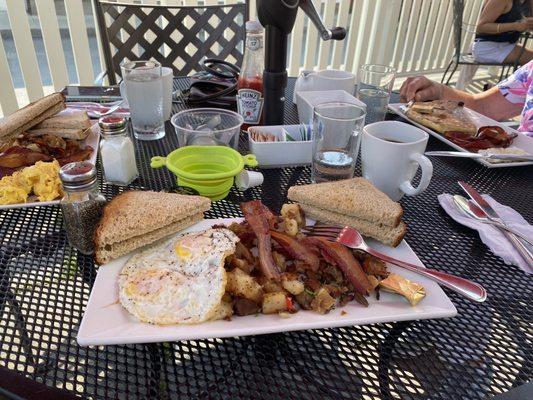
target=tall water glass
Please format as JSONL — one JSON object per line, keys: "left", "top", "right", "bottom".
{"left": 357, "top": 64, "right": 396, "bottom": 122}
{"left": 312, "top": 102, "right": 366, "bottom": 183}
{"left": 121, "top": 60, "right": 165, "bottom": 140}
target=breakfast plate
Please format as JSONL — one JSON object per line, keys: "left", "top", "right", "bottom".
{"left": 77, "top": 218, "right": 457, "bottom": 346}
{"left": 0, "top": 121, "right": 100, "bottom": 210}
{"left": 388, "top": 103, "right": 533, "bottom": 168}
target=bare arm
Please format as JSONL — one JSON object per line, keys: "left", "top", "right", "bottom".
{"left": 476, "top": 0, "right": 527, "bottom": 34}
{"left": 400, "top": 77, "right": 523, "bottom": 121}
{"left": 450, "top": 86, "right": 523, "bottom": 121}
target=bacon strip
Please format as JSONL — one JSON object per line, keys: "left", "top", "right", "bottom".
{"left": 270, "top": 230, "right": 320, "bottom": 271}
{"left": 444, "top": 126, "right": 514, "bottom": 151}
{"left": 241, "top": 201, "right": 281, "bottom": 281}
{"left": 0, "top": 147, "right": 52, "bottom": 168}
{"left": 304, "top": 237, "right": 372, "bottom": 295}
{"left": 56, "top": 146, "right": 93, "bottom": 165}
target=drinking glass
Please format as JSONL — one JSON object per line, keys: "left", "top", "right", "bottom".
{"left": 121, "top": 60, "right": 165, "bottom": 140}
{"left": 311, "top": 102, "right": 366, "bottom": 183}
{"left": 356, "top": 64, "right": 396, "bottom": 122}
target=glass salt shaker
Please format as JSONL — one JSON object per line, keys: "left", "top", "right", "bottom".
{"left": 99, "top": 115, "right": 139, "bottom": 186}
{"left": 59, "top": 162, "right": 107, "bottom": 255}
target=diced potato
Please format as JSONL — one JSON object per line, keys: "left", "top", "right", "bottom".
{"left": 311, "top": 288, "right": 336, "bottom": 314}
{"left": 210, "top": 301, "right": 233, "bottom": 321}
{"left": 284, "top": 218, "right": 299, "bottom": 236}
{"left": 229, "top": 256, "right": 253, "bottom": 274}
{"left": 262, "top": 281, "right": 285, "bottom": 293}
{"left": 272, "top": 251, "right": 286, "bottom": 271}
{"left": 295, "top": 291, "right": 314, "bottom": 310}
{"left": 281, "top": 274, "right": 304, "bottom": 295}
{"left": 281, "top": 203, "right": 305, "bottom": 227}
{"left": 226, "top": 268, "right": 263, "bottom": 303}
{"left": 262, "top": 292, "right": 288, "bottom": 314}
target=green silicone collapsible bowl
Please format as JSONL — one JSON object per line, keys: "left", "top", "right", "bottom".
{"left": 150, "top": 146, "right": 258, "bottom": 200}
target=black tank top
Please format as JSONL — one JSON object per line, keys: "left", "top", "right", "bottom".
{"left": 475, "top": 0, "right": 522, "bottom": 43}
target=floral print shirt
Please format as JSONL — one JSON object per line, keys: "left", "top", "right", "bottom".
{"left": 498, "top": 60, "right": 533, "bottom": 136}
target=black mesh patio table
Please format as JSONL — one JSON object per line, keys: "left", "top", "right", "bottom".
{"left": 0, "top": 78, "right": 531, "bottom": 400}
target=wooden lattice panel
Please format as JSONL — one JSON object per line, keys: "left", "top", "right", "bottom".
{"left": 96, "top": 1, "right": 247, "bottom": 83}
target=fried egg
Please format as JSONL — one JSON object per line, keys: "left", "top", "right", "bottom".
{"left": 118, "top": 228, "right": 239, "bottom": 325}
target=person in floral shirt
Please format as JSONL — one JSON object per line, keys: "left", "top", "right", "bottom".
{"left": 400, "top": 60, "right": 533, "bottom": 136}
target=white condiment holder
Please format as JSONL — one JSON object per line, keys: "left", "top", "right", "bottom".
{"left": 296, "top": 90, "right": 366, "bottom": 124}
{"left": 247, "top": 125, "right": 313, "bottom": 167}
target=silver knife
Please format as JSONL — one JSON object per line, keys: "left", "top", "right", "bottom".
{"left": 426, "top": 151, "right": 533, "bottom": 161}
{"left": 399, "top": 100, "right": 414, "bottom": 113}
{"left": 458, "top": 181, "right": 533, "bottom": 266}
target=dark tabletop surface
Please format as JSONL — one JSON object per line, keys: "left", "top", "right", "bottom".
{"left": 0, "top": 78, "right": 531, "bottom": 400}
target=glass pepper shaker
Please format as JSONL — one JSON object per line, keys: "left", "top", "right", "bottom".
{"left": 59, "top": 162, "right": 107, "bottom": 255}
{"left": 99, "top": 115, "right": 139, "bottom": 186}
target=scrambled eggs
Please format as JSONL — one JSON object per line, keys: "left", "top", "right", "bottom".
{"left": 0, "top": 160, "right": 62, "bottom": 205}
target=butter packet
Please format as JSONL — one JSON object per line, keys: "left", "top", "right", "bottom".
{"left": 379, "top": 273, "right": 426, "bottom": 306}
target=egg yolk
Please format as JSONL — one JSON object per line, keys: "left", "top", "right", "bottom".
{"left": 175, "top": 244, "right": 192, "bottom": 259}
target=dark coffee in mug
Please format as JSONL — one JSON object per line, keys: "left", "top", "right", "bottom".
{"left": 382, "top": 138, "right": 404, "bottom": 143}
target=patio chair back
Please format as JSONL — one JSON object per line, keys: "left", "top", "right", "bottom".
{"left": 452, "top": 0, "right": 464, "bottom": 62}
{"left": 442, "top": 0, "right": 528, "bottom": 85}
{"left": 94, "top": 0, "right": 248, "bottom": 84}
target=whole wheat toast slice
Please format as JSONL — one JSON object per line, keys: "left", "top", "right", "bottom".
{"left": 301, "top": 204, "right": 407, "bottom": 247}
{"left": 94, "top": 190, "right": 211, "bottom": 264}
{"left": 288, "top": 178, "right": 403, "bottom": 227}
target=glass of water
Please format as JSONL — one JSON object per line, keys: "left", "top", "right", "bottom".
{"left": 121, "top": 60, "right": 165, "bottom": 140}
{"left": 312, "top": 102, "right": 366, "bottom": 183}
{"left": 357, "top": 64, "right": 396, "bottom": 122}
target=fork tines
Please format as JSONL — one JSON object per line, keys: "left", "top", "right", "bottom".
{"left": 303, "top": 224, "right": 343, "bottom": 239}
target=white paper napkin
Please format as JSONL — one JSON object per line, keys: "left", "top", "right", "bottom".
{"left": 438, "top": 194, "right": 533, "bottom": 273}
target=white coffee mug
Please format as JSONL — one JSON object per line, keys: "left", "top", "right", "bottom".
{"left": 120, "top": 66, "right": 173, "bottom": 121}
{"left": 361, "top": 121, "right": 433, "bottom": 201}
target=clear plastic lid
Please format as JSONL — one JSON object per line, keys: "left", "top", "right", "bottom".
{"left": 245, "top": 20, "right": 263, "bottom": 32}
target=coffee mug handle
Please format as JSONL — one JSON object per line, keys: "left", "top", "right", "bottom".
{"left": 399, "top": 153, "right": 433, "bottom": 197}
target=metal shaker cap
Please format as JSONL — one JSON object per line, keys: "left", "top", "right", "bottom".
{"left": 99, "top": 115, "right": 128, "bottom": 136}
{"left": 59, "top": 161, "right": 97, "bottom": 191}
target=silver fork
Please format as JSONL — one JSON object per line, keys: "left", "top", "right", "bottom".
{"left": 305, "top": 224, "right": 487, "bottom": 303}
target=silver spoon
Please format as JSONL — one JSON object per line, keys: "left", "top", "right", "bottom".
{"left": 87, "top": 100, "right": 125, "bottom": 118}
{"left": 453, "top": 195, "right": 533, "bottom": 246}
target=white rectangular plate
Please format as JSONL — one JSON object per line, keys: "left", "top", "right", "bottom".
{"left": 77, "top": 218, "right": 457, "bottom": 346}
{"left": 388, "top": 103, "right": 533, "bottom": 168}
{"left": 0, "top": 119, "right": 100, "bottom": 210}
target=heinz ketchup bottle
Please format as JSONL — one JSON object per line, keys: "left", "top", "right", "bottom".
{"left": 237, "top": 20, "right": 264, "bottom": 130}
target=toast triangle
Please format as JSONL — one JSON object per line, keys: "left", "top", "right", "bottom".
{"left": 288, "top": 178, "right": 403, "bottom": 227}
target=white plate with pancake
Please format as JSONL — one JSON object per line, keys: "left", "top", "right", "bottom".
{"left": 388, "top": 103, "right": 533, "bottom": 168}
{"left": 0, "top": 122, "right": 100, "bottom": 210}
{"left": 77, "top": 217, "right": 457, "bottom": 346}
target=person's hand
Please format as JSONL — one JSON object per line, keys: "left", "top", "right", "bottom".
{"left": 399, "top": 76, "right": 444, "bottom": 103}
{"left": 514, "top": 18, "right": 533, "bottom": 32}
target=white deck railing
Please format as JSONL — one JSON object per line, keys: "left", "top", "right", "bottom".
{"left": 0, "top": 0, "right": 482, "bottom": 116}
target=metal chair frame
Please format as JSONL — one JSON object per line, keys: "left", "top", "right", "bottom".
{"left": 441, "top": 0, "right": 528, "bottom": 85}
{"left": 92, "top": 0, "right": 248, "bottom": 85}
